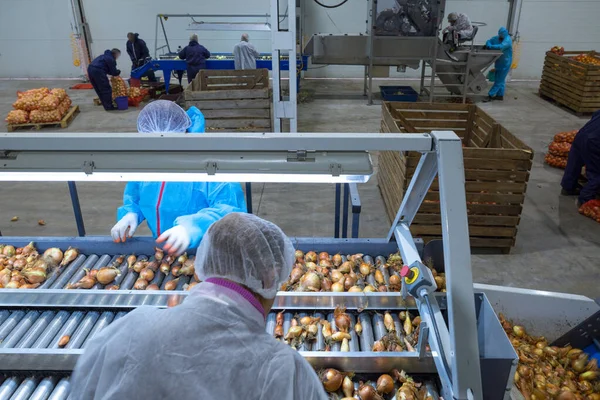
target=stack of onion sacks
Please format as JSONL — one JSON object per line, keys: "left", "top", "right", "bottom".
{"left": 500, "top": 313, "right": 600, "bottom": 399}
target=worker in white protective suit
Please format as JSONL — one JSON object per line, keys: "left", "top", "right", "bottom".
{"left": 71, "top": 213, "right": 329, "bottom": 400}
{"left": 233, "top": 33, "right": 260, "bottom": 70}
{"left": 443, "top": 12, "right": 474, "bottom": 50}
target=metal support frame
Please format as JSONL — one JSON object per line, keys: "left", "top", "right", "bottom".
{"left": 67, "top": 182, "right": 86, "bottom": 237}
{"left": 333, "top": 183, "right": 362, "bottom": 239}
{"left": 271, "top": 0, "right": 298, "bottom": 132}
{"left": 385, "top": 132, "right": 483, "bottom": 399}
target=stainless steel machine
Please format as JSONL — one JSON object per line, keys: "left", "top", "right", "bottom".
{"left": 0, "top": 132, "right": 598, "bottom": 399}
{"left": 303, "top": 0, "right": 503, "bottom": 104}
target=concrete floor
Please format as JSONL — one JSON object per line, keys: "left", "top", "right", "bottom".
{"left": 0, "top": 78, "right": 598, "bottom": 298}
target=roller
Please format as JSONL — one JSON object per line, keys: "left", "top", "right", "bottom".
{"left": 82, "top": 311, "right": 115, "bottom": 348}
{"left": 1, "top": 311, "right": 41, "bottom": 348}
{"left": 16, "top": 311, "right": 56, "bottom": 348}
{"left": 65, "top": 311, "right": 100, "bottom": 349}
{"left": 91, "top": 255, "right": 121, "bottom": 289}
{"left": 47, "top": 378, "right": 70, "bottom": 400}
{"left": 296, "top": 313, "right": 310, "bottom": 351}
{"left": 347, "top": 314, "right": 359, "bottom": 352}
{"left": 60, "top": 254, "right": 99, "bottom": 288}
{"left": 327, "top": 313, "right": 341, "bottom": 352}
{"left": 0, "top": 377, "right": 21, "bottom": 399}
{"left": 265, "top": 312, "right": 276, "bottom": 336}
{"left": 121, "top": 255, "right": 148, "bottom": 290}
{"left": 48, "top": 312, "right": 85, "bottom": 349}
{"left": 357, "top": 312, "right": 375, "bottom": 352}
{"left": 313, "top": 312, "right": 326, "bottom": 351}
{"left": 0, "top": 311, "right": 26, "bottom": 342}
{"left": 371, "top": 313, "right": 387, "bottom": 342}
{"left": 28, "top": 376, "right": 59, "bottom": 400}
{"left": 9, "top": 376, "right": 41, "bottom": 400}
{"left": 42, "top": 255, "right": 86, "bottom": 289}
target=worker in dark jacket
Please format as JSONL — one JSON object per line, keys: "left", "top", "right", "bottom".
{"left": 178, "top": 34, "right": 211, "bottom": 83}
{"left": 126, "top": 32, "right": 156, "bottom": 82}
{"left": 561, "top": 110, "right": 600, "bottom": 207}
{"left": 87, "top": 49, "right": 121, "bottom": 111}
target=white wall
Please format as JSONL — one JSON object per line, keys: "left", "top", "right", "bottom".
{"left": 0, "top": 0, "right": 81, "bottom": 78}
{"left": 1, "top": 0, "right": 599, "bottom": 79}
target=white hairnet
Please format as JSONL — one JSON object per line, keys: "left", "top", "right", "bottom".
{"left": 137, "top": 100, "right": 191, "bottom": 133}
{"left": 195, "top": 213, "right": 294, "bottom": 299}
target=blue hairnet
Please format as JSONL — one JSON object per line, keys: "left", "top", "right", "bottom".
{"left": 195, "top": 213, "right": 294, "bottom": 299}
{"left": 137, "top": 100, "right": 191, "bottom": 133}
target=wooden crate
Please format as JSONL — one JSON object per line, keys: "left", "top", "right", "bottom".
{"left": 539, "top": 51, "right": 600, "bottom": 114}
{"left": 6, "top": 106, "right": 80, "bottom": 132}
{"left": 184, "top": 69, "right": 272, "bottom": 132}
{"left": 378, "top": 102, "right": 534, "bottom": 253}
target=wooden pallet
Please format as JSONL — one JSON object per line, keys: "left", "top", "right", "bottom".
{"left": 539, "top": 51, "right": 600, "bottom": 114}
{"left": 184, "top": 69, "right": 272, "bottom": 132}
{"left": 6, "top": 106, "right": 80, "bottom": 132}
{"left": 378, "top": 102, "right": 533, "bottom": 253}
{"left": 194, "top": 69, "right": 269, "bottom": 91}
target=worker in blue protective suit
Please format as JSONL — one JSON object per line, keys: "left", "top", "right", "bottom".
{"left": 87, "top": 49, "right": 121, "bottom": 111}
{"left": 178, "top": 33, "right": 211, "bottom": 84}
{"left": 126, "top": 32, "right": 156, "bottom": 82}
{"left": 110, "top": 100, "right": 246, "bottom": 255}
{"left": 561, "top": 110, "right": 600, "bottom": 207}
{"left": 483, "top": 27, "right": 513, "bottom": 102}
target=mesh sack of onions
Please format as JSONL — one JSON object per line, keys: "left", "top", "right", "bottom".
{"left": 5, "top": 110, "right": 30, "bottom": 125}
{"left": 30, "top": 109, "right": 62, "bottom": 123}
{"left": 38, "top": 94, "right": 61, "bottom": 111}
{"left": 544, "top": 153, "right": 568, "bottom": 169}
{"left": 57, "top": 97, "right": 72, "bottom": 117}
{"left": 553, "top": 130, "right": 578, "bottom": 144}
{"left": 111, "top": 76, "right": 128, "bottom": 99}
{"left": 13, "top": 93, "right": 45, "bottom": 111}
{"left": 16, "top": 88, "right": 50, "bottom": 99}
{"left": 50, "top": 88, "right": 67, "bottom": 102}
{"left": 128, "top": 87, "right": 142, "bottom": 97}
{"left": 548, "top": 141, "right": 571, "bottom": 157}
{"left": 579, "top": 199, "right": 600, "bottom": 223}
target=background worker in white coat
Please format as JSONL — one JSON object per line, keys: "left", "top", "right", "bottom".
{"left": 71, "top": 213, "right": 328, "bottom": 400}
{"left": 233, "top": 33, "right": 260, "bottom": 70}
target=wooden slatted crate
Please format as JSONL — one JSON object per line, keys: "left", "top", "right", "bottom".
{"left": 183, "top": 69, "right": 272, "bottom": 132}
{"left": 378, "top": 102, "right": 534, "bottom": 253}
{"left": 540, "top": 51, "right": 600, "bottom": 114}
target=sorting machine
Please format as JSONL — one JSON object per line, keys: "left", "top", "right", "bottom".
{"left": 0, "top": 132, "right": 598, "bottom": 399}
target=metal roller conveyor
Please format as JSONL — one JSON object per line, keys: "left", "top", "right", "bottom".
{"left": 0, "top": 375, "right": 71, "bottom": 400}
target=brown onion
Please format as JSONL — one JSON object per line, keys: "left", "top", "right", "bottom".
{"left": 332, "top": 254, "right": 343, "bottom": 267}
{"left": 133, "top": 260, "right": 147, "bottom": 273}
{"left": 376, "top": 374, "right": 394, "bottom": 394}
{"left": 21, "top": 242, "right": 36, "bottom": 256}
{"left": 321, "top": 368, "right": 344, "bottom": 392}
{"left": 372, "top": 341, "right": 385, "bottom": 352}
{"left": 412, "top": 316, "right": 421, "bottom": 326}
{"left": 5, "top": 280, "right": 20, "bottom": 289}
{"left": 171, "top": 265, "right": 181, "bottom": 277}
{"left": 154, "top": 247, "right": 164, "bottom": 262}
{"left": 160, "top": 262, "right": 171, "bottom": 275}
{"left": 343, "top": 276, "right": 356, "bottom": 291}
{"left": 106, "top": 285, "right": 120, "bottom": 290}
{"left": 363, "top": 285, "right": 376, "bottom": 292}
{"left": 13, "top": 259, "right": 26, "bottom": 270}
{"left": 572, "top": 354, "right": 588, "bottom": 372}
{"left": 318, "top": 252, "right": 330, "bottom": 261}
{"left": 513, "top": 325, "right": 525, "bottom": 338}
{"left": 579, "top": 370, "right": 599, "bottom": 381}
{"left": 290, "top": 267, "right": 304, "bottom": 284}
{"left": 19, "top": 283, "right": 41, "bottom": 289}
{"left": 321, "top": 278, "right": 332, "bottom": 291}
{"left": 33, "top": 258, "right": 50, "bottom": 272}
{"left": 140, "top": 268, "right": 155, "bottom": 282}
{"left": 300, "top": 316, "right": 313, "bottom": 326}
{"left": 3, "top": 245, "right": 16, "bottom": 257}
{"left": 342, "top": 376, "right": 354, "bottom": 398}
{"left": 359, "top": 263, "right": 372, "bottom": 276}
{"left": 133, "top": 278, "right": 148, "bottom": 290}
{"left": 404, "top": 313, "right": 413, "bottom": 335}
{"left": 177, "top": 253, "right": 188, "bottom": 265}
{"left": 274, "top": 324, "right": 284, "bottom": 338}
{"left": 555, "top": 391, "right": 577, "bottom": 400}
{"left": 43, "top": 247, "right": 63, "bottom": 264}
{"left": 58, "top": 335, "right": 70, "bottom": 348}
{"left": 331, "top": 282, "right": 344, "bottom": 292}
{"left": 389, "top": 274, "right": 401, "bottom": 287}
{"left": 305, "top": 262, "right": 317, "bottom": 271}
{"left": 146, "top": 283, "right": 160, "bottom": 290}
{"left": 374, "top": 270, "right": 385, "bottom": 285}
{"left": 112, "top": 255, "right": 125, "bottom": 267}
{"left": 305, "top": 251, "right": 317, "bottom": 263}
{"left": 384, "top": 312, "right": 395, "bottom": 332}
{"left": 60, "top": 247, "right": 78, "bottom": 267}
{"left": 179, "top": 264, "right": 195, "bottom": 277}
{"left": 334, "top": 306, "right": 351, "bottom": 332}
{"left": 319, "top": 259, "right": 333, "bottom": 268}
{"left": 22, "top": 267, "right": 47, "bottom": 284}
{"left": 358, "top": 383, "right": 382, "bottom": 400}
{"left": 348, "top": 286, "right": 362, "bottom": 292}
{"left": 378, "top": 285, "right": 388, "bottom": 292}
{"left": 127, "top": 255, "right": 137, "bottom": 269}
{"left": 300, "top": 272, "right": 321, "bottom": 291}
{"left": 69, "top": 276, "right": 96, "bottom": 289}
{"left": 285, "top": 326, "right": 303, "bottom": 340}
{"left": 294, "top": 250, "right": 304, "bottom": 262}
{"left": 331, "top": 270, "right": 344, "bottom": 283}
{"left": 96, "top": 267, "right": 120, "bottom": 285}
{"left": 146, "top": 261, "right": 159, "bottom": 272}
{"left": 338, "top": 261, "right": 353, "bottom": 274}
{"left": 165, "top": 278, "right": 179, "bottom": 291}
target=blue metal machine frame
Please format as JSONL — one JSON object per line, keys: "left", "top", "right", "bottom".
{"left": 131, "top": 54, "right": 309, "bottom": 93}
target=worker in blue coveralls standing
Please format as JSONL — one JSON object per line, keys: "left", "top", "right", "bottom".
{"left": 483, "top": 27, "right": 513, "bottom": 102}
{"left": 110, "top": 100, "right": 246, "bottom": 255}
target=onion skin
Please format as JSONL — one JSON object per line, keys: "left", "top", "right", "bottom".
{"left": 389, "top": 274, "right": 401, "bottom": 287}
{"left": 294, "top": 250, "right": 304, "bottom": 262}
{"left": 127, "top": 255, "right": 137, "bottom": 269}
{"left": 145, "top": 261, "right": 159, "bottom": 272}
{"left": 274, "top": 325, "right": 284, "bottom": 338}
{"left": 106, "top": 285, "right": 120, "bottom": 290}
{"left": 331, "top": 270, "right": 343, "bottom": 283}
{"left": 140, "top": 268, "right": 155, "bottom": 282}
{"left": 355, "top": 320, "right": 363, "bottom": 336}
{"left": 348, "top": 286, "right": 362, "bottom": 292}
{"left": 133, "top": 261, "right": 147, "bottom": 274}
{"left": 318, "top": 252, "right": 330, "bottom": 261}
{"left": 160, "top": 262, "right": 171, "bottom": 275}
{"left": 300, "top": 272, "right": 321, "bottom": 291}
{"left": 3, "top": 246, "right": 16, "bottom": 257}
{"left": 60, "top": 247, "right": 78, "bottom": 267}
{"left": 19, "top": 283, "right": 41, "bottom": 289}
{"left": 154, "top": 247, "right": 164, "bottom": 262}
{"left": 358, "top": 383, "right": 383, "bottom": 400}
{"left": 146, "top": 283, "right": 160, "bottom": 291}
{"left": 376, "top": 374, "right": 394, "bottom": 394}
{"left": 338, "top": 261, "right": 353, "bottom": 274}
{"left": 334, "top": 306, "right": 351, "bottom": 332}
{"left": 343, "top": 276, "right": 356, "bottom": 291}
{"left": 321, "top": 278, "right": 332, "bottom": 291}
{"left": 321, "top": 369, "right": 344, "bottom": 392}
{"left": 332, "top": 332, "right": 351, "bottom": 342}
{"left": 285, "top": 326, "right": 303, "bottom": 340}
{"left": 331, "top": 282, "right": 344, "bottom": 292}
{"left": 290, "top": 267, "right": 304, "bottom": 284}
{"left": 22, "top": 268, "right": 47, "bottom": 284}
{"left": 305, "top": 251, "right": 318, "bottom": 263}
{"left": 374, "top": 270, "right": 385, "bottom": 285}
{"left": 363, "top": 285, "right": 376, "bottom": 293}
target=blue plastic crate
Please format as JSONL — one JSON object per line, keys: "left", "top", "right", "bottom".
{"left": 380, "top": 86, "right": 419, "bottom": 102}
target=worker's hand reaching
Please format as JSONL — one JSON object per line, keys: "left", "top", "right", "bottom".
{"left": 111, "top": 213, "right": 139, "bottom": 243}
{"left": 156, "top": 225, "right": 190, "bottom": 256}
